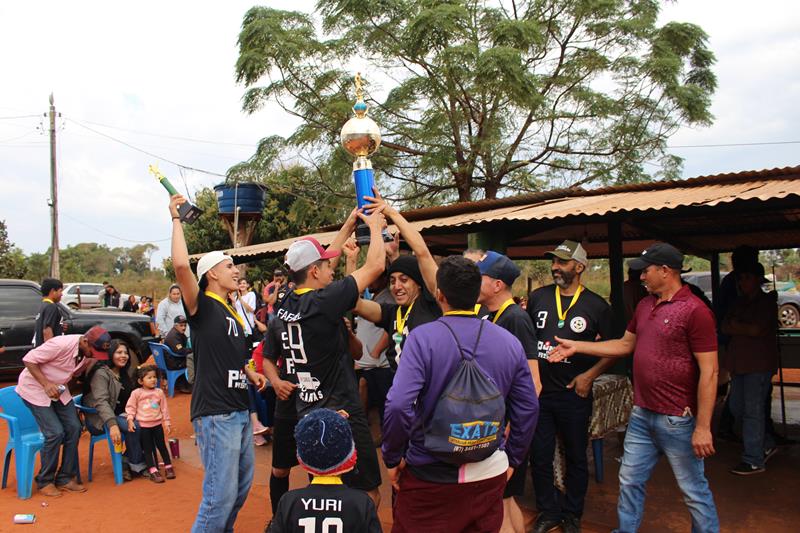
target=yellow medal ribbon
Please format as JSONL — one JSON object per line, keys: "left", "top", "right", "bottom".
{"left": 294, "top": 288, "right": 314, "bottom": 295}
{"left": 443, "top": 309, "right": 478, "bottom": 316}
{"left": 396, "top": 301, "right": 415, "bottom": 335}
{"left": 311, "top": 475, "right": 344, "bottom": 485}
{"left": 492, "top": 298, "right": 516, "bottom": 324}
{"left": 555, "top": 285, "right": 583, "bottom": 328}
{"left": 204, "top": 291, "right": 245, "bottom": 329}
{"left": 42, "top": 298, "right": 55, "bottom": 304}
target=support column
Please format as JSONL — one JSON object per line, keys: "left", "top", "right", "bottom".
{"left": 608, "top": 220, "right": 625, "bottom": 335}
{"left": 710, "top": 253, "right": 720, "bottom": 306}
{"left": 467, "top": 231, "right": 508, "bottom": 254}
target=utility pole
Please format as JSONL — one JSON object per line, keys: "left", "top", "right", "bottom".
{"left": 48, "top": 93, "right": 60, "bottom": 278}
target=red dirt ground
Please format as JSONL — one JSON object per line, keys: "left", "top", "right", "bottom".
{"left": 1, "top": 383, "right": 800, "bottom": 532}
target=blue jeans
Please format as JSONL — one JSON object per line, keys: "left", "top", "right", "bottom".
{"left": 23, "top": 399, "right": 81, "bottom": 488}
{"left": 115, "top": 415, "right": 146, "bottom": 473}
{"left": 191, "top": 410, "right": 254, "bottom": 533}
{"left": 616, "top": 406, "right": 719, "bottom": 533}
{"left": 729, "top": 372, "right": 775, "bottom": 467}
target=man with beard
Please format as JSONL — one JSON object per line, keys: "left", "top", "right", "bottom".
{"left": 527, "top": 240, "right": 615, "bottom": 533}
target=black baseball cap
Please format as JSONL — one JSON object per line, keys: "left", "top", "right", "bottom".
{"left": 476, "top": 251, "right": 521, "bottom": 287}
{"left": 173, "top": 315, "right": 187, "bottom": 324}
{"left": 628, "top": 243, "right": 687, "bottom": 271}
{"left": 273, "top": 268, "right": 286, "bottom": 276}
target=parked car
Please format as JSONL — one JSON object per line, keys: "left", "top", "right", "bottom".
{"left": 682, "top": 272, "right": 800, "bottom": 328}
{"left": 61, "top": 282, "right": 105, "bottom": 309}
{"left": 0, "top": 279, "right": 156, "bottom": 378}
{"left": 61, "top": 282, "right": 131, "bottom": 310}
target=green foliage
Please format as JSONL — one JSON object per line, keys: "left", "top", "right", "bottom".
{"left": 0, "top": 220, "right": 27, "bottom": 279}
{"left": 234, "top": 0, "right": 717, "bottom": 205}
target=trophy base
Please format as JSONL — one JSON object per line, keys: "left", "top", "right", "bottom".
{"left": 178, "top": 202, "right": 204, "bottom": 224}
{"left": 355, "top": 222, "right": 394, "bottom": 246}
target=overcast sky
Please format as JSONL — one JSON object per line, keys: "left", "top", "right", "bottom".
{"left": 1, "top": 1, "right": 798, "bottom": 270}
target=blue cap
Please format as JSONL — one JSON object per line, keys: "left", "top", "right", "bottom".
{"left": 477, "top": 251, "right": 521, "bottom": 287}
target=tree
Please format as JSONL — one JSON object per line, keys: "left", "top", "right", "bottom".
{"left": 0, "top": 220, "right": 28, "bottom": 279}
{"left": 235, "top": 0, "right": 716, "bottom": 203}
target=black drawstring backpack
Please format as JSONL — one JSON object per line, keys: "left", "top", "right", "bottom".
{"left": 423, "top": 319, "right": 506, "bottom": 465}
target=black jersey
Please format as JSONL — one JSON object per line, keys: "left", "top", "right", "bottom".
{"left": 187, "top": 291, "right": 250, "bottom": 420}
{"left": 34, "top": 300, "right": 66, "bottom": 347}
{"left": 269, "top": 482, "right": 381, "bottom": 533}
{"left": 376, "top": 289, "right": 441, "bottom": 368}
{"left": 527, "top": 285, "right": 614, "bottom": 393}
{"left": 485, "top": 302, "right": 538, "bottom": 360}
{"left": 274, "top": 277, "right": 360, "bottom": 416}
{"left": 263, "top": 317, "right": 299, "bottom": 420}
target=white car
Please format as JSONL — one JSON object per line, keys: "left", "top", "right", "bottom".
{"left": 61, "top": 283, "right": 130, "bottom": 310}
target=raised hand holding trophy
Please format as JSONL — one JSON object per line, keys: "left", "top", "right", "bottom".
{"left": 340, "top": 73, "right": 393, "bottom": 245}
{"left": 148, "top": 164, "right": 203, "bottom": 224}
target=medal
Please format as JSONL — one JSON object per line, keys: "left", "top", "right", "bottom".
{"left": 392, "top": 332, "right": 403, "bottom": 345}
{"left": 557, "top": 320, "right": 565, "bottom": 328}
{"left": 555, "top": 285, "right": 583, "bottom": 330}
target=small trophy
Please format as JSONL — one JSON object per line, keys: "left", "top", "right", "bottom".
{"left": 340, "top": 73, "right": 393, "bottom": 245}
{"left": 149, "top": 164, "right": 203, "bottom": 224}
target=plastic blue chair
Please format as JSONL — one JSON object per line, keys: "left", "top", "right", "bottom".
{"left": 148, "top": 342, "right": 187, "bottom": 397}
{"left": 0, "top": 386, "right": 45, "bottom": 499}
{"left": 72, "top": 394, "right": 124, "bottom": 485}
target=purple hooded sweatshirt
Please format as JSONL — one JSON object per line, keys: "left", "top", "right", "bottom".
{"left": 382, "top": 315, "right": 539, "bottom": 483}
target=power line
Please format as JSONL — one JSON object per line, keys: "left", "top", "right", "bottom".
{"left": 668, "top": 140, "right": 800, "bottom": 149}
{"left": 0, "top": 114, "right": 39, "bottom": 120}
{"left": 68, "top": 117, "right": 256, "bottom": 147}
{"left": 65, "top": 117, "right": 228, "bottom": 177}
{"left": 60, "top": 212, "right": 171, "bottom": 244}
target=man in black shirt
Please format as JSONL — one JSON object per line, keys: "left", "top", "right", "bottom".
{"left": 273, "top": 205, "right": 387, "bottom": 507}
{"left": 163, "top": 315, "right": 191, "bottom": 370}
{"left": 527, "top": 240, "right": 615, "bottom": 533}
{"left": 268, "top": 409, "right": 381, "bottom": 533}
{"left": 355, "top": 192, "right": 442, "bottom": 367}
{"left": 168, "top": 194, "right": 267, "bottom": 533}
{"left": 476, "top": 251, "right": 541, "bottom": 533}
{"left": 34, "top": 278, "right": 67, "bottom": 347}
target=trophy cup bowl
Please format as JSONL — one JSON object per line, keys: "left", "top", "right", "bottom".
{"left": 341, "top": 116, "right": 381, "bottom": 159}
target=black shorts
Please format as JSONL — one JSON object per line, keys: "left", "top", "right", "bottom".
{"left": 340, "top": 408, "right": 382, "bottom": 492}
{"left": 354, "top": 367, "right": 394, "bottom": 410}
{"left": 271, "top": 417, "right": 299, "bottom": 470}
{"left": 503, "top": 458, "right": 527, "bottom": 498}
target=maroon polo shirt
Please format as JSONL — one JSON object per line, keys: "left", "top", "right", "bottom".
{"left": 627, "top": 284, "right": 717, "bottom": 416}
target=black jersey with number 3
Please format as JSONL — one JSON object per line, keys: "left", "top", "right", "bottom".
{"left": 187, "top": 291, "right": 250, "bottom": 420}
{"left": 269, "top": 483, "right": 381, "bottom": 533}
{"left": 527, "top": 284, "right": 614, "bottom": 393}
{"left": 274, "top": 276, "right": 360, "bottom": 416}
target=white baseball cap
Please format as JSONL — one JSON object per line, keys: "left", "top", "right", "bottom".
{"left": 196, "top": 250, "right": 233, "bottom": 280}
{"left": 285, "top": 237, "right": 340, "bottom": 271}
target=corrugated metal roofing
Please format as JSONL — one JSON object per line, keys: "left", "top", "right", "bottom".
{"left": 191, "top": 165, "right": 800, "bottom": 261}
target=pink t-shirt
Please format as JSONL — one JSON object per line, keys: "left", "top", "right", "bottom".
{"left": 16, "top": 335, "right": 92, "bottom": 407}
{"left": 627, "top": 285, "right": 717, "bottom": 416}
{"left": 125, "top": 387, "right": 171, "bottom": 428}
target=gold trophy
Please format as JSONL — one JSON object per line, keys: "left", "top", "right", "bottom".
{"left": 340, "top": 73, "right": 392, "bottom": 244}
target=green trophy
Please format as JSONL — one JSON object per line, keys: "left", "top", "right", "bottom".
{"left": 149, "top": 164, "right": 203, "bottom": 224}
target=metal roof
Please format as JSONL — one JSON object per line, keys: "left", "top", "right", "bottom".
{"left": 191, "top": 165, "right": 800, "bottom": 262}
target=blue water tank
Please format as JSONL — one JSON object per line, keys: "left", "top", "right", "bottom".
{"left": 214, "top": 183, "right": 266, "bottom": 215}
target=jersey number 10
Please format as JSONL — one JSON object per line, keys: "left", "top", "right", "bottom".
{"left": 297, "top": 517, "right": 343, "bottom": 532}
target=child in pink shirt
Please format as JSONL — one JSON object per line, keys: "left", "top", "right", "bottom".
{"left": 125, "top": 365, "right": 175, "bottom": 483}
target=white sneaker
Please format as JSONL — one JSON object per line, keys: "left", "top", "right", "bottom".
{"left": 253, "top": 434, "right": 267, "bottom": 446}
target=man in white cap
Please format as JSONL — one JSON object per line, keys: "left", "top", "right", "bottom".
{"left": 168, "top": 194, "right": 267, "bottom": 533}
{"left": 262, "top": 203, "right": 388, "bottom": 509}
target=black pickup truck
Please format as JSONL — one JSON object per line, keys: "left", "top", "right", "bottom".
{"left": 0, "top": 279, "right": 157, "bottom": 378}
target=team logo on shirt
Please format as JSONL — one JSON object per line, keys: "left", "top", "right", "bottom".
{"left": 570, "top": 316, "right": 587, "bottom": 333}
{"left": 297, "top": 371, "right": 324, "bottom": 403}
